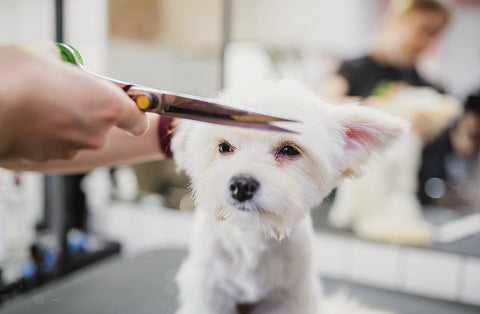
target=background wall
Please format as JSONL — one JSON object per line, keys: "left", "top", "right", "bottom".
{"left": 423, "top": 3, "right": 480, "bottom": 97}
{"left": 106, "top": 0, "right": 480, "bottom": 99}
{"left": 107, "top": 0, "right": 222, "bottom": 96}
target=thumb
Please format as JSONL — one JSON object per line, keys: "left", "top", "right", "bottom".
{"left": 112, "top": 87, "right": 149, "bottom": 136}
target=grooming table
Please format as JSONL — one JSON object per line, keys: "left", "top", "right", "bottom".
{"left": 0, "top": 249, "right": 478, "bottom": 314}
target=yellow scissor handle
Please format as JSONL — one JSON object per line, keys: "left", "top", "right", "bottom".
{"left": 133, "top": 94, "right": 158, "bottom": 111}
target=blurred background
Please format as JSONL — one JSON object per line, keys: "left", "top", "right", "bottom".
{"left": 0, "top": 0, "right": 479, "bottom": 313}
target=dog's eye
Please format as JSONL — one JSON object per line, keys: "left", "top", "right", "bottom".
{"left": 218, "top": 142, "right": 234, "bottom": 154}
{"left": 278, "top": 145, "right": 300, "bottom": 156}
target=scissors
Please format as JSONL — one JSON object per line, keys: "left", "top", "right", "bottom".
{"left": 56, "top": 43, "right": 296, "bottom": 133}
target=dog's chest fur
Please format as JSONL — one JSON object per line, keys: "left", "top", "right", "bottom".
{"left": 191, "top": 211, "right": 314, "bottom": 303}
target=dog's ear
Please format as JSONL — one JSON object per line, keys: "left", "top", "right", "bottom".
{"left": 335, "top": 105, "right": 409, "bottom": 178}
{"left": 170, "top": 119, "right": 193, "bottom": 172}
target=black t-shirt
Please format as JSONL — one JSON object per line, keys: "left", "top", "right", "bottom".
{"left": 417, "top": 131, "right": 452, "bottom": 205}
{"left": 418, "top": 130, "right": 479, "bottom": 208}
{"left": 337, "top": 55, "right": 434, "bottom": 97}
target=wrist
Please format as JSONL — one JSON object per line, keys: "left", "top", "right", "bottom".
{"left": 0, "top": 49, "right": 27, "bottom": 159}
{"left": 0, "top": 100, "right": 14, "bottom": 159}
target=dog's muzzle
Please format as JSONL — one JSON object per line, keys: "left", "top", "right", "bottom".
{"left": 229, "top": 175, "right": 259, "bottom": 203}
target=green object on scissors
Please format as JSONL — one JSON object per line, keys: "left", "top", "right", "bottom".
{"left": 57, "top": 43, "right": 83, "bottom": 66}
{"left": 54, "top": 42, "right": 296, "bottom": 133}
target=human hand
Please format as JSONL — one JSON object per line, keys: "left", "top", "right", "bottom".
{"left": 0, "top": 42, "right": 148, "bottom": 162}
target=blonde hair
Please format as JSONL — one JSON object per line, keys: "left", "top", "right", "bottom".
{"left": 389, "top": 0, "right": 450, "bottom": 24}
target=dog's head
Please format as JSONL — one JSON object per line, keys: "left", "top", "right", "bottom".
{"left": 171, "top": 80, "right": 407, "bottom": 240}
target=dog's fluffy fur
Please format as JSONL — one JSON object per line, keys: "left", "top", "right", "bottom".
{"left": 171, "top": 80, "right": 406, "bottom": 314}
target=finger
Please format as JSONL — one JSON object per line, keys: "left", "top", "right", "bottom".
{"left": 111, "top": 87, "right": 149, "bottom": 136}
{"left": 40, "top": 49, "right": 148, "bottom": 137}
{"left": 51, "top": 66, "right": 148, "bottom": 137}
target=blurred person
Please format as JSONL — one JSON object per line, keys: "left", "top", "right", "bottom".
{"left": 325, "top": 0, "right": 459, "bottom": 245}
{"left": 418, "top": 94, "right": 480, "bottom": 208}
{"left": 327, "top": 0, "right": 450, "bottom": 99}
{"left": 0, "top": 42, "right": 148, "bottom": 163}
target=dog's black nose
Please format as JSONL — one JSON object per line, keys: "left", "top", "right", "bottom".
{"left": 229, "top": 175, "right": 259, "bottom": 202}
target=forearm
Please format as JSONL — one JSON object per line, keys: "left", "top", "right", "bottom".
{"left": 0, "top": 114, "right": 166, "bottom": 174}
{"left": 0, "top": 51, "right": 23, "bottom": 159}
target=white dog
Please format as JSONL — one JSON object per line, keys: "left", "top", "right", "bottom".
{"left": 171, "top": 80, "right": 406, "bottom": 314}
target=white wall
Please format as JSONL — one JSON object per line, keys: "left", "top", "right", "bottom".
{"left": 424, "top": 5, "right": 480, "bottom": 98}
{"left": 64, "top": 0, "right": 108, "bottom": 73}
{"left": 107, "top": 40, "right": 221, "bottom": 97}
{"left": 232, "top": 0, "right": 380, "bottom": 56}
{"left": 0, "top": 0, "right": 54, "bottom": 45}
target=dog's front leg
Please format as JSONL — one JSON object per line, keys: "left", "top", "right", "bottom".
{"left": 250, "top": 275, "right": 322, "bottom": 314}
{"left": 175, "top": 260, "right": 237, "bottom": 314}
{"left": 176, "top": 296, "right": 237, "bottom": 314}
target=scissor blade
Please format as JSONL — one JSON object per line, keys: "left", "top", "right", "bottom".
{"left": 127, "top": 87, "right": 297, "bottom": 129}
{"left": 162, "top": 94, "right": 297, "bottom": 133}
{"left": 163, "top": 94, "right": 294, "bottom": 123}
{"left": 165, "top": 112, "right": 297, "bottom": 133}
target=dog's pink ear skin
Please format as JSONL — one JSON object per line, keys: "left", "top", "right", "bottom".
{"left": 336, "top": 105, "right": 409, "bottom": 178}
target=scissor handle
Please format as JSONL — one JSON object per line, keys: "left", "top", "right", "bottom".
{"left": 56, "top": 43, "right": 158, "bottom": 111}
{"left": 57, "top": 43, "right": 84, "bottom": 66}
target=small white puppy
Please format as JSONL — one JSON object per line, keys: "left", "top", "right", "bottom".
{"left": 171, "top": 80, "right": 406, "bottom": 314}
